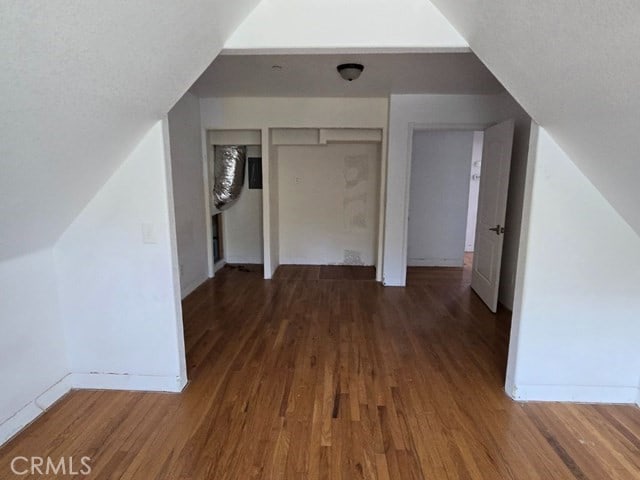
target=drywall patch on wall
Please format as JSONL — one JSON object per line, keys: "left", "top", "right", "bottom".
{"left": 343, "top": 154, "right": 370, "bottom": 231}
{"left": 343, "top": 250, "right": 364, "bottom": 266}
{"left": 344, "top": 154, "right": 370, "bottom": 188}
{"left": 278, "top": 143, "right": 380, "bottom": 265}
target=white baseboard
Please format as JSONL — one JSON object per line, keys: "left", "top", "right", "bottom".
{"left": 382, "top": 277, "right": 405, "bottom": 287}
{"left": 181, "top": 275, "right": 208, "bottom": 299}
{"left": 0, "top": 376, "right": 72, "bottom": 446}
{"left": 0, "top": 372, "right": 187, "bottom": 447}
{"left": 509, "top": 383, "right": 640, "bottom": 404}
{"left": 225, "top": 258, "right": 264, "bottom": 264}
{"left": 69, "top": 373, "right": 187, "bottom": 393}
{"left": 407, "top": 258, "right": 464, "bottom": 267}
{"left": 214, "top": 259, "right": 226, "bottom": 273}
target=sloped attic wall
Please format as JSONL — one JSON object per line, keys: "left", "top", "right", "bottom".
{"left": 507, "top": 126, "right": 640, "bottom": 403}
{"left": 427, "top": 0, "right": 640, "bottom": 237}
{"left": 55, "top": 121, "right": 186, "bottom": 392}
{"left": 223, "top": 0, "right": 468, "bottom": 51}
{"left": 0, "top": 0, "right": 260, "bottom": 445}
{"left": 0, "top": 0, "right": 261, "bottom": 262}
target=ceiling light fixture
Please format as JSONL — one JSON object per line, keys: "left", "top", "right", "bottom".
{"left": 337, "top": 63, "right": 364, "bottom": 82}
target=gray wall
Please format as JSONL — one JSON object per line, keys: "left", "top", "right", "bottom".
{"left": 408, "top": 130, "right": 475, "bottom": 266}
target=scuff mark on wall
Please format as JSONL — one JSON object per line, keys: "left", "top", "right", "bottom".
{"left": 344, "top": 154, "right": 370, "bottom": 188}
{"left": 344, "top": 193, "right": 368, "bottom": 230}
{"left": 343, "top": 249, "right": 364, "bottom": 266}
{"left": 343, "top": 154, "right": 370, "bottom": 231}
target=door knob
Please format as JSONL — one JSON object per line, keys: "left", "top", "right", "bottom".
{"left": 489, "top": 224, "right": 505, "bottom": 235}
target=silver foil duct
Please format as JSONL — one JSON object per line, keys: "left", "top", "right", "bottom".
{"left": 213, "top": 145, "right": 246, "bottom": 211}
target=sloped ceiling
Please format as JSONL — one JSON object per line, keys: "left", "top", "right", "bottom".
{"left": 428, "top": 0, "right": 640, "bottom": 235}
{"left": 223, "top": 0, "right": 468, "bottom": 51}
{"left": 0, "top": 0, "right": 260, "bottom": 261}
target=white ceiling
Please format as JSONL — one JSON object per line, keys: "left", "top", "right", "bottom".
{"left": 0, "top": 0, "right": 260, "bottom": 261}
{"left": 190, "top": 53, "right": 504, "bottom": 97}
{"left": 429, "top": 0, "right": 640, "bottom": 236}
{"left": 223, "top": 0, "right": 468, "bottom": 52}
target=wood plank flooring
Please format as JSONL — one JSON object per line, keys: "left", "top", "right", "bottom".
{"left": 1, "top": 262, "right": 639, "bottom": 479}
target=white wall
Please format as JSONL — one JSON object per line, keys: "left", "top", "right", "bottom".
{"left": 1, "top": 0, "right": 261, "bottom": 262}
{"left": 224, "top": 0, "right": 467, "bottom": 52}
{"left": 465, "top": 132, "right": 484, "bottom": 251}
{"left": 168, "top": 92, "right": 208, "bottom": 298}
{"left": 223, "top": 145, "right": 264, "bottom": 264}
{"left": 0, "top": 249, "right": 69, "bottom": 445}
{"left": 200, "top": 97, "right": 389, "bottom": 130}
{"left": 408, "top": 130, "right": 474, "bottom": 267}
{"left": 278, "top": 144, "right": 380, "bottom": 265}
{"left": 200, "top": 97, "right": 389, "bottom": 279}
{"left": 507, "top": 126, "right": 640, "bottom": 404}
{"left": 55, "top": 121, "right": 186, "bottom": 392}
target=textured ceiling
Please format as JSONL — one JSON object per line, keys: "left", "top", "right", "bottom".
{"left": 191, "top": 53, "right": 505, "bottom": 97}
{"left": 428, "top": 0, "right": 640, "bottom": 235}
{"left": 0, "top": 0, "right": 261, "bottom": 260}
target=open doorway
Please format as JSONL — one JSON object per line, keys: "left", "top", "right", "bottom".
{"left": 406, "top": 120, "right": 516, "bottom": 313}
{"left": 407, "top": 129, "right": 484, "bottom": 269}
{"left": 205, "top": 130, "right": 264, "bottom": 276}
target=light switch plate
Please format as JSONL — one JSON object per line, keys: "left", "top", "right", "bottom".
{"left": 142, "top": 222, "right": 157, "bottom": 244}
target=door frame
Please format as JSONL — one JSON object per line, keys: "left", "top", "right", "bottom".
{"left": 401, "top": 122, "right": 492, "bottom": 280}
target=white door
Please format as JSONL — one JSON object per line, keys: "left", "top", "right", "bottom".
{"left": 471, "top": 120, "right": 515, "bottom": 312}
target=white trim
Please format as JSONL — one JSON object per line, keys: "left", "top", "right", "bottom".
{"left": 504, "top": 122, "right": 539, "bottom": 398}
{"left": 202, "top": 128, "right": 214, "bottom": 278}
{"left": 214, "top": 259, "right": 227, "bottom": 273}
{"left": 375, "top": 127, "right": 388, "bottom": 282}
{"left": 382, "top": 276, "right": 404, "bottom": 287}
{"left": 399, "top": 122, "right": 491, "bottom": 286}
{"left": 181, "top": 275, "right": 208, "bottom": 299}
{"left": 161, "top": 117, "right": 189, "bottom": 393}
{"left": 225, "top": 257, "right": 263, "bottom": 264}
{"left": 509, "top": 384, "right": 640, "bottom": 404}
{"left": 69, "top": 373, "right": 186, "bottom": 393}
{"left": 407, "top": 258, "right": 464, "bottom": 267}
{"left": 0, "top": 376, "right": 71, "bottom": 446}
{"left": 220, "top": 47, "right": 472, "bottom": 56}
{"left": 0, "top": 371, "right": 187, "bottom": 446}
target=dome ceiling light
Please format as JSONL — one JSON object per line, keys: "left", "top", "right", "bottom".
{"left": 337, "top": 63, "right": 364, "bottom": 82}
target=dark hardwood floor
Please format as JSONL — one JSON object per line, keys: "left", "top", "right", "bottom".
{"left": 1, "top": 261, "right": 639, "bottom": 479}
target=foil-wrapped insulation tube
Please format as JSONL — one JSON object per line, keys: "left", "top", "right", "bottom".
{"left": 213, "top": 145, "right": 246, "bottom": 211}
